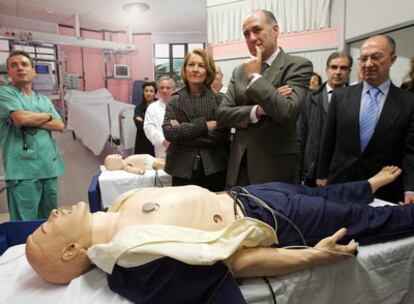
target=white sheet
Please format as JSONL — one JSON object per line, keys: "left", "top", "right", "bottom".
{"left": 65, "top": 90, "right": 136, "bottom": 155}
{"left": 98, "top": 166, "right": 172, "bottom": 209}
{"left": 2, "top": 233, "right": 414, "bottom": 304}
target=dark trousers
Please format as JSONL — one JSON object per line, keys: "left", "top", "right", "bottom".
{"left": 237, "top": 181, "right": 414, "bottom": 246}
{"left": 172, "top": 170, "right": 226, "bottom": 192}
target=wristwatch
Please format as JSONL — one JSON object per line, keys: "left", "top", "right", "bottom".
{"left": 48, "top": 113, "right": 53, "bottom": 121}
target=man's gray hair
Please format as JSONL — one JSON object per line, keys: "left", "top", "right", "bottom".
{"left": 261, "top": 10, "right": 278, "bottom": 25}
{"left": 158, "top": 76, "right": 176, "bottom": 88}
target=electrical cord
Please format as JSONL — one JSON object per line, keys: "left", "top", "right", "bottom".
{"left": 153, "top": 169, "right": 165, "bottom": 187}
{"left": 230, "top": 186, "right": 307, "bottom": 246}
{"left": 262, "top": 276, "right": 277, "bottom": 304}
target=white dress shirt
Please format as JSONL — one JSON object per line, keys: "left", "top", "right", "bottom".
{"left": 144, "top": 100, "right": 167, "bottom": 158}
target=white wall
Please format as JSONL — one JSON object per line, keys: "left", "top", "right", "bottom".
{"left": 345, "top": 0, "right": 414, "bottom": 41}
{"left": 348, "top": 26, "right": 414, "bottom": 85}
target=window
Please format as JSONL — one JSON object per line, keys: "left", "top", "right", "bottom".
{"left": 154, "top": 43, "right": 205, "bottom": 88}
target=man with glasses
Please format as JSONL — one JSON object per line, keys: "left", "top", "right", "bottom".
{"left": 317, "top": 35, "right": 414, "bottom": 204}
{"left": 298, "top": 52, "right": 353, "bottom": 186}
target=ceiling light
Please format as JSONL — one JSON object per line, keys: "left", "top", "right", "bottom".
{"left": 45, "top": 8, "right": 56, "bottom": 15}
{"left": 122, "top": 2, "right": 150, "bottom": 14}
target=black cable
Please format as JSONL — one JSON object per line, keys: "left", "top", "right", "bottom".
{"left": 154, "top": 169, "right": 165, "bottom": 187}
{"left": 263, "top": 277, "right": 277, "bottom": 304}
{"left": 231, "top": 186, "right": 307, "bottom": 246}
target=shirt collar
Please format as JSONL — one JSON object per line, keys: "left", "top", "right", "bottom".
{"left": 362, "top": 79, "right": 391, "bottom": 96}
{"left": 264, "top": 47, "right": 280, "bottom": 67}
{"left": 326, "top": 83, "right": 346, "bottom": 94}
{"left": 326, "top": 83, "right": 334, "bottom": 94}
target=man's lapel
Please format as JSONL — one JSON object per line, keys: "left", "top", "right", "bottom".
{"left": 368, "top": 84, "right": 402, "bottom": 148}
{"left": 264, "top": 49, "right": 286, "bottom": 84}
{"left": 346, "top": 84, "right": 364, "bottom": 152}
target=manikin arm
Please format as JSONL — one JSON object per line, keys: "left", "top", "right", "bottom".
{"left": 227, "top": 228, "right": 357, "bottom": 278}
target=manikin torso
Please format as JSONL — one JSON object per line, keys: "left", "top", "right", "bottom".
{"left": 92, "top": 186, "right": 239, "bottom": 245}
{"left": 115, "top": 186, "right": 236, "bottom": 232}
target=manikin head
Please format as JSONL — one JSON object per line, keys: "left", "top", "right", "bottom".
{"left": 104, "top": 154, "right": 124, "bottom": 170}
{"left": 26, "top": 202, "right": 92, "bottom": 284}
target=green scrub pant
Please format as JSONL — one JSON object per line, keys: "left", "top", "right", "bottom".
{"left": 6, "top": 177, "right": 58, "bottom": 221}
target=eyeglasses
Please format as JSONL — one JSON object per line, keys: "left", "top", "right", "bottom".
{"left": 358, "top": 53, "right": 386, "bottom": 63}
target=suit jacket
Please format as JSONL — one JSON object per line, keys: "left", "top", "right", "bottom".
{"left": 163, "top": 86, "right": 230, "bottom": 179}
{"left": 318, "top": 83, "right": 414, "bottom": 203}
{"left": 297, "top": 82, "right": 330, "bottom": 184}
{"left": 217, "top": 49, "right": 312, "bottom": 186}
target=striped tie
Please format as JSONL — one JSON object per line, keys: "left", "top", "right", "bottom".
{"left": 260, "top": 62, "right": 269, "bottom": 74}
{"left": 360, "top": 87, "right": 381, "bottom": 152}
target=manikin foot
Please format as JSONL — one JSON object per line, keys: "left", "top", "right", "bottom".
{"left": 368, "top": 166, "right": 402, "bottom": 193}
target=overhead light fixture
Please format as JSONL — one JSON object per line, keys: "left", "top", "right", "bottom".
{"left": 122, "top": 2, "right": 150, "bottom": 14}
{"left": 45, "top": 8, "right": 56, "bottom": 15}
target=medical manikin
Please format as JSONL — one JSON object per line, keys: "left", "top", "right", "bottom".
{"left": 26, "top": 166, "right": 414, "bottom": 289}
{"left": 104, "top": 154, "right": 165, "bottom": 175}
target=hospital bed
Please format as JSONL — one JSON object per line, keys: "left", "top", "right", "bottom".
{"left": 1, "top": 213, "right": 414, "bottom": 304}
{"left": 97, "top": 166, "right": 172, "bottom": 209}
{"left": 64, "top": 89, "right": 137, "bottom": 156}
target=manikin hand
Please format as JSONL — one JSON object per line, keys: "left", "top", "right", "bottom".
{"left": 243, "top": 46, "right": 262, "bottom": 80}
{"left": 135, "top": 116, "right": 143, "bottom": 122}
{"left": 314, "top": 228, "right": 358, "bottom": 263}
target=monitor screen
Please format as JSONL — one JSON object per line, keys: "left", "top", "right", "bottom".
{"left": 35, "top": 64, "right": 50, "bottom": 75}
{"left": 114, "top": 64, "right": 130, "bottom": 78}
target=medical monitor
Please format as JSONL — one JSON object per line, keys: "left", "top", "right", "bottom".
{"left": 35, "top": 63, "right": 51, "bottom": 75}
{"left": 114, "top": 64, "right": 130, "bottom": 79}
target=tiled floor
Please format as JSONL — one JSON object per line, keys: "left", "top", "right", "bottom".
{"left": 0, "top": 129, "right": 118, "bottom": 223}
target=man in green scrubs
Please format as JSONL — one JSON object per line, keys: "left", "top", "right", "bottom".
{"left": 0, "top": 50, "right": 65, "bottom": 220}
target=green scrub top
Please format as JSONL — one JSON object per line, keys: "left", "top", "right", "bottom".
{"left": 0, "top": 85, "right": 65, "bottom": 180}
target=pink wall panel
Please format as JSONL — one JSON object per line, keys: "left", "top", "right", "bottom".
{"left": 210, "top": 28, "right": 340, "bottom": 58}
{"left": 59, "top": 26, "right": 153, "bottom": 103}
{"left": 81, "top": 31, "right": 105, "bottom": 91}
{"left": 130, "top": 35, "right": 154, "bottom": 81}
{"left": 59, "top": 27, "right": 84, "bottom": 90}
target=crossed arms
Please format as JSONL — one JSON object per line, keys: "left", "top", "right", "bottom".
{"left": 11, "top": 110, "right": 64, "bottom": 131}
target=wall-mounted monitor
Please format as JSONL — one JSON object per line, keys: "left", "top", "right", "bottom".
{"left": 33, "top": 62, "right": 54, "bottom": 91}
{"left": 35, "top": 63, "right": 51, "bottom": 75}
{"left": 114, "top": 64, "right": 130, "bottom": 79}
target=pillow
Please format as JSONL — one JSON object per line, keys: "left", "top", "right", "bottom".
{"left": 64, "top": 89, "right": 113, "bottom": 101}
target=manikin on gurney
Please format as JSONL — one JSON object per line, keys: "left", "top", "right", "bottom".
{"left": 26, "top": 166, "right": 414, "bottom": 303}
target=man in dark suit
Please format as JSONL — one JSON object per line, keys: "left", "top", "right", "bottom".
{"left": 297, "top": 52, "right": 352, "bottom": 186}
{"left": 217, "top": 10, "right": 312, "bottom": 187}
{"left": 317, "top": 35, "right": 414, "bottom": 204}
